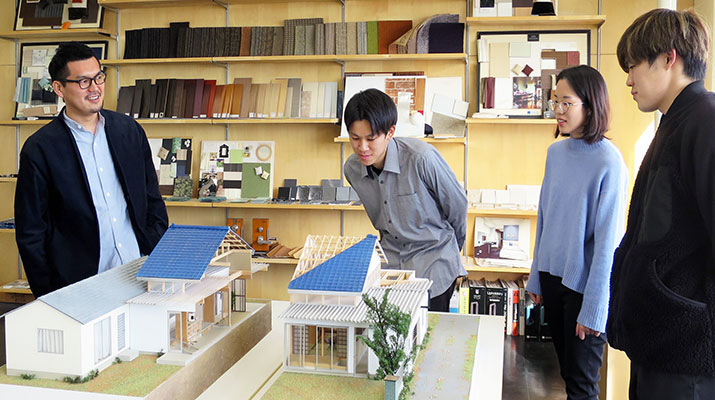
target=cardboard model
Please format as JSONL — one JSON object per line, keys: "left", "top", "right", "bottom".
{"left": 4, "top": 224, "right": 259, "bottom": 379}
{"left": 281, "top": 234, "right": 431, "bottom": 377}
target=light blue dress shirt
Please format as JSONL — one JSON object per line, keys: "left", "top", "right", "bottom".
{"left": 64, "top": 112, "right": 141, "bottom": 273}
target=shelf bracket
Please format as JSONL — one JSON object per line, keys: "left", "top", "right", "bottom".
{"left": 212, "top": 0, "right": 229, "bottom": 10}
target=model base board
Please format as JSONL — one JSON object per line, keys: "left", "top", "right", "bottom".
{"left": 0, "top": 300, "right": 271, "bottom": 400}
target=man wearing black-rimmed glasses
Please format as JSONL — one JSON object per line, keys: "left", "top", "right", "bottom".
{"left": 15, "top": 41, "right": 168, "bottom": 297}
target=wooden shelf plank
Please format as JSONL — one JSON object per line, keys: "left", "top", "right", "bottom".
{"left": 219, "top": 118, "right": 338, "bottom": 124}
{"left": 0, "top": 177, "right": 17, "bottom": 183}
{"left": 0, "top": 120, "right": 50, "bottom": 126}
{"left": 0, "top": 229, "right": 15, "bottom": 234}
{"left": 466, "top": 15, "right": 606, "bottom": 28}
{"left": 103, "top": 57, "right": 214, "bottom": 66}
{"left": 468, "top": 208, "right": 537, "bottom": 217}
{"left": 163, "top": 199, "right": 365, "bottom": 211}
{"left": 218, "top": 202, "right": 362, "bottom": 211}
{"left": 0, "top": 28, "right": 116, "bottom": 40}
{"left": 338, "top": 53, "right": 467, "bottom": 62}
{"left": 464, "top": 265, "right": 530, "bottom": 274}
{"left": 103, "top": 53, "right": 467, "bottom": 66}
{"left": 467, "top": 118, "right": 556, "bottom": 125}
{"left": 99, "top": 0, "right": 339, "bottom": 8}
{"left": 334, "top": 137, "right": 465, "bottom": 144}
{"left": 0, "top": 118, "right": 338, "bottom": 126}
{"left": 164, "top": 199, "right": 214, "bottom": 208}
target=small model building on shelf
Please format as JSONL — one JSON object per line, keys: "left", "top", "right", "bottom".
{"left": 281, "top": 234, "right": 431, "bottom": 377}
{"left": 4, "top": 224, "right": 268, "bottom": 380}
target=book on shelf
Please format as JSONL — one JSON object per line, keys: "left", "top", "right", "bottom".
{"left": 116, "top": 86, "right": 134, "bottom": 116}
{"left": 130, "top": 82, "right": 143, "bottom": 119}
{"left": 148, "top": 83, "right": 158, "bottom": 118}
{"left": 183, "top": 79, "right": 196, "bottom": 119}
{"left": 201, "top": 79, "right": 216, "bottom": 118}
{"left": 229, "top": 82, "right": 244, "bottom": 119}
{"left": 240, "top": 26, "right": 252, "bottom": 56}
{"left": 211, "top": 84, "right": 225, "bottom": 119}
{"left": 346, "top": 22, "right": 357, "bottom": 55}
{"left": 500, "top": 278, "right": 520, "bottom": 336}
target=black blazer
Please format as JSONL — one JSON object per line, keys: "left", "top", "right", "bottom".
{"left": 14, "top": 109, "right": 168, "bottom": 297}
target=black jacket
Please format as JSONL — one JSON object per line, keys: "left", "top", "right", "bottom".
{"left": 607, "top": 81, "right": 715, "bottom": 376}
{"left": 15, "top": 109, "right": 168, "bottom": 297}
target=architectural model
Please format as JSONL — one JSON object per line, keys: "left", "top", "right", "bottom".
{"left": 281, "top": 234, "right": 431, "bottom": 377}
{"left": 4, "top": 224, "right": 264, "bottom": 380}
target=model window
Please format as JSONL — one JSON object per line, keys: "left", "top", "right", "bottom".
{"left": 37, "top": 328, "right": 64, "bottom": 354}
{"left": 117, "top": 313, "right": 126, "bottom": 351}
{"left": 94, "top": 317, "right": 111, "bottom": 364}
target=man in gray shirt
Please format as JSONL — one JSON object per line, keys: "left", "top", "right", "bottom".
{"left": 343, "top": 89, "right": 467, "bottom": 311}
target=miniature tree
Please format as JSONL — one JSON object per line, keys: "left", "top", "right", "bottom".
{"left": 360, "top": 289, "right": 412, "bottom": 379}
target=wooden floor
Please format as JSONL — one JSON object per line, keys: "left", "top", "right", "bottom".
{"left": 502, "top": 336, "right": 566, "bottom": 400}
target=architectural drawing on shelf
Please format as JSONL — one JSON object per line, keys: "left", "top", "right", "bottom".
{"left": 199, "top": 140, "right": 275, "bottom": 200}
{"left": 4, "top": 224, "right": 268, "bottom": 379}
{"left": 281, "top": 234, "right": 431, "bottom": 377}
{"left": 148, "top": 137, "right": 192, "bottom": 196}
{"left": 474, "top": 217, "right": 532, "bottom": 268}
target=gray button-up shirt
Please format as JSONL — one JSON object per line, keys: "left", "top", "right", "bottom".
{"left": 345, "top": 137, "right": 467, "bottom": 297}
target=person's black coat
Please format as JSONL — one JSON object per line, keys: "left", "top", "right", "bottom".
{"left": 14, "top": 108, "right": 168, "bottom": 297}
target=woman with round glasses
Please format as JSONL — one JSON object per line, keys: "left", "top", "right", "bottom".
{"left": 525, "top": 65, "right": 628, "bottom": 400}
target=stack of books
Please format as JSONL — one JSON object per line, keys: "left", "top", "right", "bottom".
{"left": 116, "top": 77, "right": 338, "bottom": 120}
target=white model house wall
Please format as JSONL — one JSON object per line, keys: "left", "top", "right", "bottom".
{"left": 76, "top": 304, "right": 131, "bottom": 377}
{"left": 129, "top": 303, "right": 173, "bottom": 353}
{"left": 5, "top": 301, "right": 83, "bottom": 379}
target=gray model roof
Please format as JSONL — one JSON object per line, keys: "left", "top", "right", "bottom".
{"left": 39, "top": 256, "right": 148, "bottom": 324}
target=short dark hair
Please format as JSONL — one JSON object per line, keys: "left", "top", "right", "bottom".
{"left": 617, "top": 9, "right": 710, "bottom": 80}
{"left": 48, "top": 42, "right": 101, "bottom": 83}
{"left": 554, "top": 65, "right": 610, "bottom": 144}
{"left": 343, "top": 89, "right": 397, "bottom": 136}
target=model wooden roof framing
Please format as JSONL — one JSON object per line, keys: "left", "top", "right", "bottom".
{"left": 292, "top": 235, "right": 387, "bottom": 280}
{"left": 379, "top": 270, "right": 415, "bottom": 287}
{"left": 210, "top": 228, "right": 254, "bottom": 265}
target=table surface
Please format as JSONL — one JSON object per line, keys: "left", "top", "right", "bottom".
{"left": 0, "top": 302, "right": 505, "bottom": 400}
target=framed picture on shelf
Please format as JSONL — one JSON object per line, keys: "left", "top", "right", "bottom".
{"left": 14, "top": 41, "right": 107, "bottom": 119}
{"left": 14, "top": 0, "right": 104, "bottom": 31}
{"left": 476, "top": 30, "right": 590, "bottom": 118}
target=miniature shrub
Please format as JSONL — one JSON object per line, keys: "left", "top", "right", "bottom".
{"left": 63, "top": 369, "right": 99, "bottom": 384}
{"left": 359, "top": 289, "right": 411, "bottom": 380}
{"left": 20, "top": 373, "right": 35, "bottom": 380}
{"left": 113, "top": 357, "right": 122, "bottom": 364}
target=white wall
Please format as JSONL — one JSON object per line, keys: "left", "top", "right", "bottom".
{"left": 78, "top": 305, "right": 131, "bottom": 375}
{"left": 129, "top": 303, "right": 171, "bottom": 353}
{"left": 5, "top": 301, "right": 83, "bottom": 378}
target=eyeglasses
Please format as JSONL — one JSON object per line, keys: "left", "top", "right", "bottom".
{"left": 61, "top": 71, "right": 106, "bottom": 90}
{"left": 547, "top": 99, "right": 583, "bottom": 113}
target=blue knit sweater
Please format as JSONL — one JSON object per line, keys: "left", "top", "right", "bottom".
{"left": 526, "top": 137, "right": 628, "bottom": 332}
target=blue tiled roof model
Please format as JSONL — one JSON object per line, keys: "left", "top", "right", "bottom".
{"left": 137, "top": 224, "right": 229, "bottom": 280}
{"left": 289, "top": 235, "right": 378, "bottom": 293}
